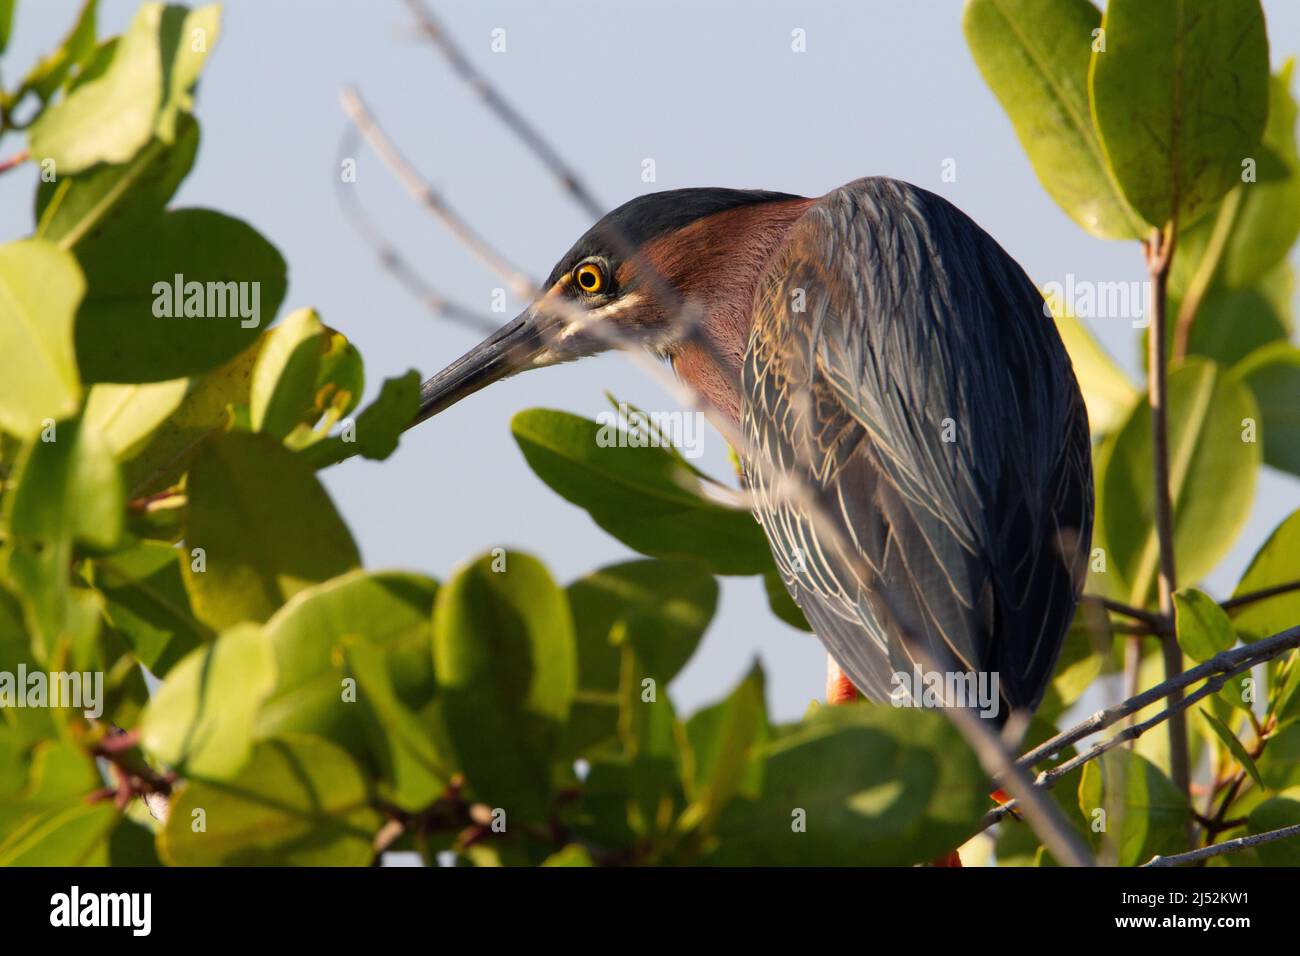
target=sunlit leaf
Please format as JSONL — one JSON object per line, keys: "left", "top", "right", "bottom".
{"left": 963, "top": 0, "right": 1145, "bottom": 238}
{"left": 1090, "top": 0, "right": 1269, "bottom": 229}
{"left": 0, "top": 240, "right": 84, "bottom": 438}
{"left": 1173, "top": 589, "right": 1236, "bottom": 663}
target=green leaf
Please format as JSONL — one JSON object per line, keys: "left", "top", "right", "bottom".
{"left": 1048, "top": 303, "right": 1140, "bottom": 435}
{"left": 3, "top": 416, "right": 122, "bottom": 653}
{"left": 512, "top": 408, "right": 772, "bottom": 575}
{"left": 1230, "top": 508, "right": 1300, "bottom": 641}
{"left": 92, "top": 540, "right": 212, "bottom": 677}
{"left": 703, "top": 704, "right": 987, "bottom": 866}
{"left": 1051, "top": 603, "right": 1110, "bottom": 707}
{"left": 1090, "top": 0, "right": 1270, "bottom": 229}
{"left": 17, "top": 0, "right": 99, "bottom": 103}
{"left": 681, "top": 663, "right": 768, "bottom": 833}
{"left": 1257, "top": 720, "right": 1300, "bottom": 790}
{"left": 0, "top": 239, "right": 84, "bottom": 438}
{"left": 181, "top": 431, "right": 360, "bottom": 629}
{"left": 0, "top": 739, "right": 102, "bottom": 839}
{"left": 0, "top": 802, "right": 117, "bottom": 866}
{"left": 1077, "top": 748, "right": 1189, "bottom": 866}
{"left": 1172, "top": 62, "right": 1300, "bottom": 298}
{"left": 541, "top": 844, "right": 593, "bottom": 866}
{"left": 28, "top": 3, "right": 220, "bottom": 174}
{"left": 254, "top": 570, "right": 445, "bottom": 810}
{"left": 1200, "top": 709, "right": 1263, "bottom": 790}
{"left": 343, "top": 641, "right": 449, "bottom": 811}
{"left": 1173, "top": 589, "right": 1236, "bottom": 663}
{"left": 74, "top": 208, "right": 288, "bottom": 383}
{"left": 140, "top": 623, "right": 275, "bottom": 778}
{"left": 250, "top": 308, "right": 326, "bottom": 439}
{"left": 1174, "top": 264, "right": 1292, "bottom": 368}
{"left": 83, "top": 378, "right": 189, "bottom": 460}
{"left": 153, "top": 5, "right": 220, "bottom": 141}
{"left": 432, "top": 550, "right": 575, "bottom": 822}
{"left": 119, "top": 338, "right": 264, "bottom": 497}
{"left": 108, "top": 818, "right": 162, "bottom": 866}
{"left": 562, "top": 559, "right": 717, "bottom": 757}
{"left": 35, "top": 112, "right": 199, "bottom": 250}
{"left": 1231, "top": 342, "right": 1300, "bottom": 478}
{"left": 160, "top": 734, "right": 381, "bottom": 866}
{"left": 1097, "top": 359, "right": 1259, "bottom": 605}
{"left": 0, "top": 0, "right": 15, "bottom": 55}
{"left": 1245, "top": 789, "right": 1300, "bottom": 865}
{"left": 963, "top": 0, "right": 1144, "bottom": 239}
{"left": 613, "top": 637, "right": 687, "bottom": 841}
{"left": 298, "top": 370, "right": 420, "bottom": 467}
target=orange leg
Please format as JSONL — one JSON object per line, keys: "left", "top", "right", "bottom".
{"left": 825, "top": 655, "right": 859, "bottom": 705}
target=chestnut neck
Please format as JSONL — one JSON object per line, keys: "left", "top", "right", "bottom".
{"left": 650, "top": 196, "right": 814, "bottom": 427}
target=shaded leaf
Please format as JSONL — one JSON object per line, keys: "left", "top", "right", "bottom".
{"left": 93, "top": 540, "right": 211, "bottom": 677}
{"left": 1097, "top": 359, "right": 1259, "bottom": 605}
{"left": 1077, "top": 748, "right": 1188, "bottom": 866}
{"left": 1231, "top": 342, "right": 1300, "bottom": 478}
{"left": 432, "top": 551, "right": 575, "bottom": 821}
{"left": 1245, "top": 788, "right": 1300, "bottom": 865}
{"left": 160, "top": 734, "right": 381, "bottom": 866}
{"left": 562, "top": 559, "right": 716, "bottom": 757}
{"left": 1200, "top": 708, "right": 1263, "bottom": 790}
{"left": 512, "top": 408, "right": 771, "bottom": 575}
{"left": 704, "top": 704, "right": 987, "bottom": 865}
{"left": 74, "top": 208, "right": 287, "bottom": 383}
{"left": 181, "top": 431, "right": 360, "bottom": 629}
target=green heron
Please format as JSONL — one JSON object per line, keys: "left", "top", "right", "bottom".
{"left": 414, "top": 176, "right": 1093, "bottom": 719}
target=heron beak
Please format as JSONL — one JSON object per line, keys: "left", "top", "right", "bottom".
{"left": 411, "top": 309, "right": 546, "bottom": 427}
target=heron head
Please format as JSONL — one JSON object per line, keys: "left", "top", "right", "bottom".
{"left": 413, "top": 187, "right": 809, "bottom": 425}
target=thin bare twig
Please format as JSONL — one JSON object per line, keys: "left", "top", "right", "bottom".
{"left": 981, "top": 624, "right": 1300, "bottom": 831}
{"left": 1143, "top": 822, "right": 1300, "bottom": 867}
{"left": 1221, "top": 579, "right": 1300, "bottom": 614}
{"left": 339, "top": 86, "right": 536, "bottom": 300}
{"left": 1083, "top": 594, "right": 1170, "bottom": 632}
{"left": 400, "top": 0, "right": 605, "bottom": 221}
{"left": 334, "top": 123, "right": 500, "bottom": 337}
{"left": 1144, "top": 225, "right": 1190, "bottom": 815}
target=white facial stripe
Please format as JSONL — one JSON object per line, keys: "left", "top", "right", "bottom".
{"left": 555, "top": 291, "right": 647, "bottom": 341}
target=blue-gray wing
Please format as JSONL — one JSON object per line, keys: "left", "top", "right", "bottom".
{"left": 741, "top": 177, "right": 1092, "bottom": 714}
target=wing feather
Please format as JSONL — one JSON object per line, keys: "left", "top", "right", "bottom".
{"left": 741, "top": 177, "right": 1092, "bottom": 714}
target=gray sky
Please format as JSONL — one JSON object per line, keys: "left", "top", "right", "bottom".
{"left": 4, "top": 0, "right": 1298, "bottom": 720}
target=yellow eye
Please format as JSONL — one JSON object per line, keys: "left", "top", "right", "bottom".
{"left": 574, "top": 261, "right": 606, "bottom": 294}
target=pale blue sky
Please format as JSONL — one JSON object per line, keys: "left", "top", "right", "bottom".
{"left": 3, "top": 0, "right": 1298, "bottom": 720}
